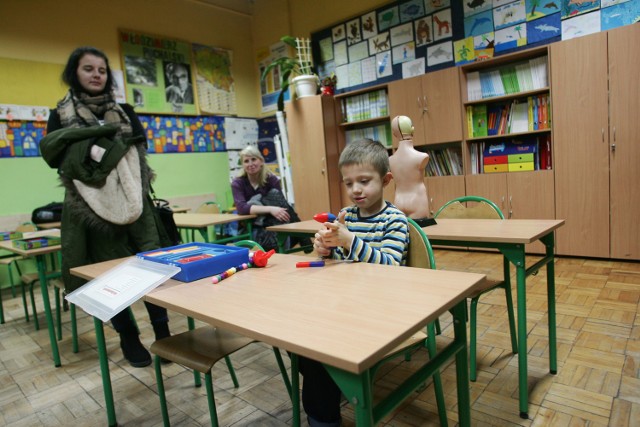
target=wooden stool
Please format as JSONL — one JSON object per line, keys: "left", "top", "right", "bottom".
{"left": 150, "top": 326, "right": 254, "bottom": 426}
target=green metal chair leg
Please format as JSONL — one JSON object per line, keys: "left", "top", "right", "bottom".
{"left": 504, "top": 283, "right": 518, "bottom": 355}
{"left": 20, "top": 281, "right": 29, "bottom": 322}
{"left": 426, "top": 322, "right": 448, "bottom": 427}
{"left": 204, "top": 372, "right": 220, "bottom": 427}
{"left": 469, "top": 296, "right": 479, "bottom": 382}
{"left": 55, "top": 288, "right": 62, "bottom": 341}
{"left": 223, "top": 355, "right": 240, "bottom": 388}
{"left": 29, "top": 282, "right": 39, "bottom": 330}
{"left": 70, "top": 303, "right": 78, "bottom": 353}
{"left": 0, "top": 286, "right": 4, "bottom": 324}
{"left": 154, "top": 355, "right": 170, "bottom": 427}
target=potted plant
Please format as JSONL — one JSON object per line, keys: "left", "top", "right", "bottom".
{"left": 261, "top": 36, "right": 319, "bottom": 111}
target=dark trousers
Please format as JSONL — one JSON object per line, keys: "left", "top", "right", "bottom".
{"left": 111, "top": 301, "right": 168, "bottom": 333}
{"left": 299, "top": 356, "right": 342, "bottom": 424}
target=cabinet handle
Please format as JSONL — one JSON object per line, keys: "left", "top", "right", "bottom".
{"left": 602, "top": 128, "right": 605, "bottom": 143}
{"left": 508, "top": 195, "right": 513, "bottom": 219}
{"left": 613, "top": 126, "right": 616, "bottom": 142}
{"left": 429, "top": 197, "right": 434, "bottom": 215}
{"left": 611, "top": 143, "right": 616, "bottom": 152}
{"left": 423, "top": 96, "right": 428, "bottom": 113}
{"left": 321, "top": 157, "right": 326, "bottom": 175}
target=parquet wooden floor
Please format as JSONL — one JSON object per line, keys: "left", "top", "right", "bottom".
{"left": 1, "top": 249, "right": 639, "bottom": 426}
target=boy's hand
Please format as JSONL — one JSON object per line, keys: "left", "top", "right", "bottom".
{"left": 318, "top": 211, "right": 354, "bottom": 250}
{"left": 313, "top": 232, "right": 332, "bottom": 257}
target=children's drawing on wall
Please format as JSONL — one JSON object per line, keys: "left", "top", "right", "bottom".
{"left": 527, "top": 0, "right": 561, "bottom": 20}
{"left": 369, "top": 32, "right": 391, "bottom": 54}
{"left": 600, "top": 1, "right": 640, "bottom": 31}
{"left": 391, "top": 22, "right": 414, "bottom": 46}
{"left": 332, "top": 24, "right": 346, "bottom": 42}
{"left": 319, "top": 37, "right": 334, "bottom": 62}
{"left": 527, "top": 12, "right": 561, "bottom": 43}
{"left": 495, "top": 23, "right": 528, "bottom": 51}
{"left": 465, "top": 9, "right": 494, "bottom": 37}
{"left": 427, "top": 41, "right": 453, "bottom": 66}
{"left": 454, "top": 37, "right": 475, "bottom": 64}
{"left": 425, "top": 0, "right": 450, "bottom": 14}
{"left": 139, "top": 115, "right": 224, "bottom": 153}
{"left": 0, "top": 121, "right": 45, "bottom": 158}
{"left": 376, "top": 51, "right": 392, "bottom": 77}
{"left": 494, "top": 0, "right": 527, "bottom": 30}
{"left": 400, "top": 0, "right": 425, "bottom": 23}
{"left": 432, "top": 8, "right": 453, "bottom": 41}
{"left": 348, "top": 41, "right": 369, "bottom": 62}
{"left": 414, "top": 16, "right": 433, "bottom": 46}
{"left": 346, "top": 18, "right": 362, "bottom": 45}
{"left": 361, "top": 11, "right": 378, "bottom": 39}
{"left": 562, "top": 0, "right": 601, "bottom": 19}
{"left": 464, "top": 0, "right": 492, "bottom": 17}
{"left": 561, "top": 9, "right": 601, "bottom": 39}
{"left": 392, "top": 41, "right": 416, "bottom": 64}
{"left": 378, "top": 5, "right": 400, "bottom": 31}
{"left": 402, "top": 57, "right": 425, "bottom": 78}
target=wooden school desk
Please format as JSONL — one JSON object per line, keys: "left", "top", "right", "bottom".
{"left": 37, "top": 221, "right": 61, "bottom": 229}
{"left": 71, "top": 253, "right": 486, "bottom": 427}
{"left": 172, "top": 212, "right": 256, "bottom": 243}
{"left": 0, "top": 231, "right": 63, "bottom": 367}
{"left": 424, "top": 218, "right": 565, "bottom": 419}
{"left": 267, "top": 217, "right": 566, "bottom": 418}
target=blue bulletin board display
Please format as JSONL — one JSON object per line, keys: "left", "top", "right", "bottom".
{"left": 311, "top": 0, "right": 637, "bottom": 95}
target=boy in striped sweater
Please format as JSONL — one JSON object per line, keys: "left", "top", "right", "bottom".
{"left": 304, "top": 138, "right": 410, "bottom": 427}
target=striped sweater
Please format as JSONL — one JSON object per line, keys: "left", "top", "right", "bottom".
{"left": 332, "top": 202, "right": 409, "bottom": 266}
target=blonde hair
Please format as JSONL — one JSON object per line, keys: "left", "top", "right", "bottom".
{"left": 239, "top": 145, "right": 269, "bottom": 187}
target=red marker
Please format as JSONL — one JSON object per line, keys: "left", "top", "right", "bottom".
{"left": 313, "top": 213, "right": 336, "bottom": 223}
{"left": 296, "top": 261, "right": 325, "bottom": 268}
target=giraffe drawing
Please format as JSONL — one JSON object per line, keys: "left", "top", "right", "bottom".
{"left": 433, "top": 15, "right": 450, "bottom": 36}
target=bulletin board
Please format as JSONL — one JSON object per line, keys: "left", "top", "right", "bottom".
{"left": 311, "top": 0, "right": 637, "bottom": 94}
{"left": 119, "top": 29, "right": 238, "bottom": 116}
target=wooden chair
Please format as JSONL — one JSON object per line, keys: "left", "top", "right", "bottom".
{"left": 434, "top": 196, "right": 518, "bottom": 381}
{"left": 149, "top": 239, "right": 262, "bottom": 427}
{"left": 190, "top": 201, "right": 221, "bottom": 241}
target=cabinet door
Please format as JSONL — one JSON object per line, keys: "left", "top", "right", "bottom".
{"left": 421, "top": 67, "right": 462, "bottom": 145}
{"left": 465, "top": 174, "right": 509, "bottom": 214}
{"left": 426, "top": 175, "right": 466, "bottom": 216}
{"left": 387, "top": 77, "right": 426, "bottom": 147}
{"left": 507, "top": 171, "right": 556, "bottom": 253}
{"left": 609, "top": 24, "right": 640, "bottom": 260}
{"left": 285, "top": 96, "right": 340, "bottom": 220}
{"left": 551, "top": 32, "right": 610, "bottom": 258}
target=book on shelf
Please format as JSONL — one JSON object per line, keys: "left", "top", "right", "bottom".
{"left": 345, "top": 122, "right": 392, "bottom": 148}
{"left": 471, "top": 104, "right": 488, "bottom": 137}
{"left": 342, "top": 89, "right": 388, "bottom": 123}
{"left": 467, "top": 71, "right": 482, "bottom": 101}
{"left": 424, "top": 147, "right": 463, "bottom": 177}
{"left": 471, "top": 134, "right": 551, "bottom": 175}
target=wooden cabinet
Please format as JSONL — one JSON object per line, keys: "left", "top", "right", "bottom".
{"left": 551, "top": 25, "right": 640, "bottom": 259}
{"left": 426, "top": 175, "right": 465, "bottom": 216}
{"left": 285, "top": 96, "right": 342, "bottom": 220}
{"left": 387, "top": 67, "right": 462, "bottom": 147}
{"left": 465, "top": 171, "right": 554, "bottom": 253}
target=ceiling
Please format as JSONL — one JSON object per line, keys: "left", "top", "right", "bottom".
{"left": 188, "top": 0, "right": 255, "bottom": 16}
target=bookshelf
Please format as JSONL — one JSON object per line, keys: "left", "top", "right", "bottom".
{"left": 335, "top": 84, "right": 391, "bottom": 149}
{"left": 460, "top": 47, "right": 555, "bottom": 251}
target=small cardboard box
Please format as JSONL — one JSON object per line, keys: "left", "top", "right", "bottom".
{"left": 1, "top": 231, "right": 23, "bottom": 241}
{"left": 12, "top": 236, "right": 61, "bottom": 250}
{"left": 138, "top": 242, "right": 250, "bottom": 282}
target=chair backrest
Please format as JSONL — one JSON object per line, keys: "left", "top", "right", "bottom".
{"left": 196, "top": 201, "right": 220, "bottom": 214}
{"left": 16, "top": 222, "right": 38, "bottom": 232}
{"left": 231, "top": 240, "right": 265, "bottom": 251}
{"left": 406, "top": 217, "right": 436, "bottom": 270}
{"left": 434, "top": 196, "right": 504, "bottom": 220}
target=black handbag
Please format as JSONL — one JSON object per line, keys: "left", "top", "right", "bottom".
{"left": 150, "top": 186, "right": 182, "bottom": 247}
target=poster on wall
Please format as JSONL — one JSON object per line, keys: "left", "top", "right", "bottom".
{"left": 192, "top": 43, "right": 237, "bottom": 115}
{"left": 257, "top": 41, "right": 291, "bottom": 113}
{"left": 119, "top": 30, "right": 198, "bottom": 115}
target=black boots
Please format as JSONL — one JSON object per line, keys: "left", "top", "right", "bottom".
{"left": 119, "top": 330, "right": 151, "bottom": 368}
{"left": 153, "top": 321, "right": 171, "bottom": 341}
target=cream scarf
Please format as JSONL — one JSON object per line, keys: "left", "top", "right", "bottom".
{"left": 57, "top": 91, "right": 143, "bottom": 225}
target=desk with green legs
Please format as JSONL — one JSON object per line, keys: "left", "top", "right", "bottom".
{"left": 72, "top": 253, "right": 486, "bottom": 427}
{"left": 0, "top": 235, "right": 62, "bottom": 367}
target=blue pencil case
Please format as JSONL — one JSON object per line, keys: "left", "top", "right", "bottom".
{"left": 138, "top": 242, "right": 249, "bottom": 282}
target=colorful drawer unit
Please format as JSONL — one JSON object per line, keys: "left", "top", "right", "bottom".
{"left": 508, "top": 153, "right": 535, "bottom": 163}
{"left": 508, "top": 162, "right": 535, "bottom": 172}
{"left": 483, "top": 155, "right": 508, "bottom": 165}
{"left": 138, "top": 242, "right": 249, "bottom": 282}
{"left": 484, "top": 163, "right": 509, "bottom": 173}
{"left": 1, "top": 231, "right": 23, "bottom": 241}
{"left": 13, "top": 236, "right": 61, "bottom": 250}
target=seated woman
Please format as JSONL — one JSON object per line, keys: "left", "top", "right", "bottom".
{"left": 231, "top": 145, "right": 310, "bottom": 251}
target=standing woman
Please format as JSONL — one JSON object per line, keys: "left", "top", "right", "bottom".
{"left": 40, "top": 46, "right": 170, "bottom": 367}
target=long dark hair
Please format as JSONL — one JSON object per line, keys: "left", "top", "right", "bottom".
{"left": 61, "top": 46, "right": 116, "bottom": 95}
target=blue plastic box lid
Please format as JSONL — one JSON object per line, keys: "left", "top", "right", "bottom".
{"left": 138, "top": 242, "right": 250, "bottom": 282}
